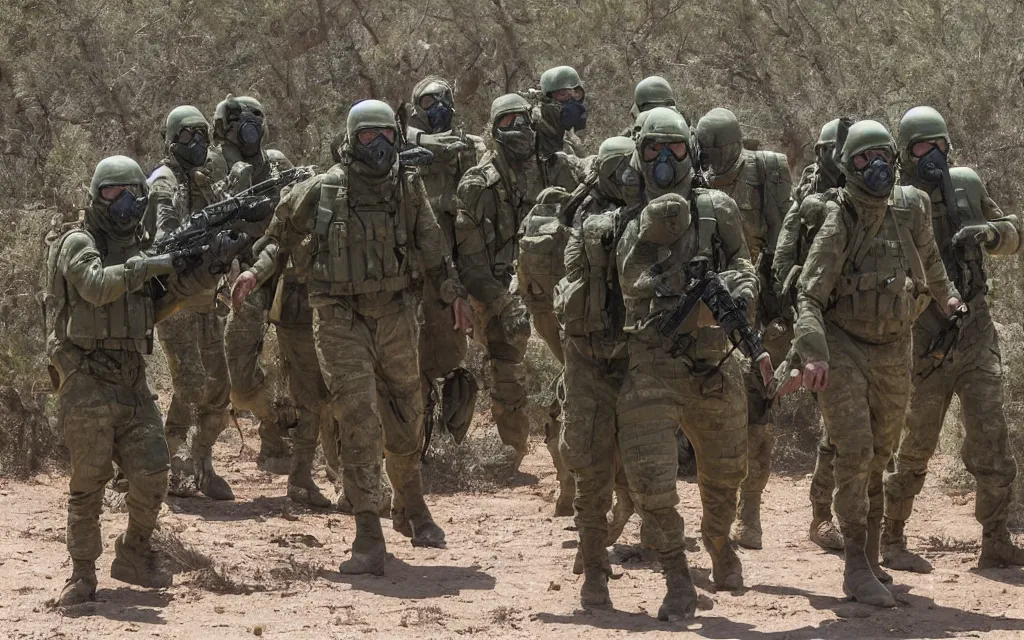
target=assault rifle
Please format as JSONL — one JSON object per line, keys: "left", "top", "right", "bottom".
{"left": 652, "top": 256, "right": 766, "bottom": 363}
{"left": 153, "top": 165, "right": 316, "bottom": 257}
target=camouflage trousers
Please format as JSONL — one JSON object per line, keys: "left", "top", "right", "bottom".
{"left": 472, "top": 298, "right": 531, "bottom": 454}
{"left": 224, "top": 283, "right": 326, "bottom": 456}
{"left": 313, "top": 299, "right": 427, "bottom": 520}
{"left": 616, "top": 340, "right": 747, "bottom": 557}
{"left": 559, "top": 336, "right": 630, "bottom": 533}
{"left": 741, "top": 367, "right": 774, "bottom": 497}
{"left": 531, "top": 307, "right": 571, "bottom": 503}
{"left": 58, "top": 350, "right": 169, "bottom": 562}
{"left": 818, "top": 326, "right": 910, "bottom": 537}
{"left": 157, "top": 307, "right": 230, "bottom": 455}
{"left": 808, "top": 416, "right": 837, "bottom": 521}
{"left": 884, "top": 310, "right": 1017, "bottom": 534}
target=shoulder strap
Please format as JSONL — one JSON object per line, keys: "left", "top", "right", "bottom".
{"left": 692, "top": 191, "right": 717, "bottom": 260}
{"left": 314, "top": 171, "right": 345, "bottom": 237}
{"left": 890, "top": 186, "right": 927, "bottom": 283}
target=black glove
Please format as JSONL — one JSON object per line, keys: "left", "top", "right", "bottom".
{"left": 239, "top": 196, "right": 276, "bottom": 223}
{"left": 209, "top": 230, "right": 250, "bottom": 272}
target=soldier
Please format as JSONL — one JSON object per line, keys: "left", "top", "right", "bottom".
{"left": 784, "top": 120, "right": 960, "bottom": 606}
{"left": 616, "top": 108, "right": 773, "bottom": 619}
{"left": 235, "top": 100, "right": 469, "bottom": 574}
{"left": 154, "top": 105, "right": 234, "bottom": 500}
{"left": 214, "top": 95, "right": 302, "bottom": 477}
{"left": 774, "top": 118, "right": 846, "bottom": 552}
{"left": 48, "top": 156, "right": 246, "bottom": 605}
{"left": 554, "top": 136, "right": 644, "bottom": 607}
{"left": 694, "top": 107, "right": 793, "bottom": 550}
{"left": 405, "top": 76, "right": 482, "bottom": 450}
{"left": 629, "top": 75, "right": 677, "bottom": 120}
{"left": 534, "top": 65, "right": 590, "bottom": 167}
{"left": 882, "top": 106, "right": 1024, "bottom": 572}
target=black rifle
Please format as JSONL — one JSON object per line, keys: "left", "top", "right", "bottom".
{"left": 920, "top": 305, "right": 968, "bottom": 380}
{"left": 153, "top": 165, "right": 316, "bottom": 257}
{"left": 653, "top": 257, "right": 766, "bottom": 363}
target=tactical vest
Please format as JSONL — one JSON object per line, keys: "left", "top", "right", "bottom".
{"left": 310, "top": 169, "right": 416, "bottom": 297}
{"left": 517, "top": 201, "right": 571, "bottom": 314}
{"left": 557, "top": 205, "right": 635, "bottom": 339}
{"left": 827, "top": 186, "right": 927, "bottom": 342}
{"left": 622, "top": 189, "right": 721, "bottom": 332}
{"left": 473, "top": 161, "right": 535, "bottom": 283}
{"left": 45, "top": 229, "right": 155, "bottom": 354}
{"left": 725, "top": 150, "right": 788, "bottom": 261}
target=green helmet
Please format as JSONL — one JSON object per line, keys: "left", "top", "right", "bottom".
{"left": 695, "top": 108, "right": 743, "bottom": 175}
{"left": 839, "top": 120, "right": 896, "bottom": 197}
{"left": 346, "top": 99, "right": 397, "bottom": 140}
{"left": 636, "top": 107, "right": 694, "bottom": 198}
{"left": 898, "top": 106, "right": 949, "bottom": 149}
{"left": 633, "top": 76, "right": 675, "bottom": 113}
{"left": 816, "top": 118, "right": 840, "bottom": 150}
{"left": 89, "top": 155, "right": 148, "bottom": 200}
{"left": 213, "top": 95, "right": 265, "bottom": 131}
{"left": 490, "top": 93, "right": 532, "bottom": 126}
{"left": 540, "top": 66, "right": 583, "bottom": 96}
{"left": 165, "top": 106, "right": 209, "bottom": 142}
{"left": 412, "top": 77, "right": 454, "bottom": 106}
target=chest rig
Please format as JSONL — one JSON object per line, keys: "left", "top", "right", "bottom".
{"left": 931, "top": 169, "right": 987, "bottom": 302}
{"left": 827, "top": 186, "right": 927, "bottom": 341}
{"left": 46, "top": 229, "right": 155, "bottom": 354}
{"left": 311, "top": 169, "right": 417, "bottom": 297}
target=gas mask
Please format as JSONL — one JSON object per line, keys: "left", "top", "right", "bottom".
{"left": 858, "top": 156, "right": 896, "bottom": 196}
{"left": 559, "top": 100, "right": 588, "bottom": 133}
{"left": 107, "top": 189, "right": 149, "bottom": 230}
{"left": 426, "top": 100, "right": 454, "bottom": 133}
{"left": 236, "top": 112, "right": 264, "bottom": 157}
{"left": 915, "top": 146, "right": 950, "bottom": 184}
{"left": 639, "top": 140, "right": 693, "bottom": 199}
{"left": 494, "top": 113, "right": 535, "bottom": 161}
{"left": 354, "top": 131, "right": 397, "bottom": 174}
{"left": 172, "top": 131, "right": 208, "bottom": 168}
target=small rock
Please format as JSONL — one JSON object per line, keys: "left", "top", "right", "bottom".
{"left": 548, "top": 581, "right": 560, "bottom": 591}
{"left": 214, "top": 606, "right": 225, "bottom": 614}
{"left": 252, "top": 624, "right": 264, "bottom": 636}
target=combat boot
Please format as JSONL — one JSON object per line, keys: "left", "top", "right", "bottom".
{"left": 388, "top": 454, "right": 446, "bottom": 548}
{"left": 287, "top": 451, "right": 331, "bottom": 508}
{"left": 337, "top": 482, "right": 392, "bottom": 517}
{"left": 167, "top": 448, "right": 198, "bottom": 498}
{"left": 703, "top": 533, "right": 743, "bottom": 590}
{"left": 866, "top": 518, "right": 891, "bottom": 583}
{"left": 339, "top": 513, "right": 386, "bottom": 575}
{"left": 579, "top": 527, "right": 612, "bottom": 609}
{"left": 730, "top": 492, "right": 763, "bottom": 550}
{"left": 657, "top": 550, "right": 698, "bottom": 621}
{"left": 880, "top": 516, "right": 932, "bottom": 573}
{"left": 809, "top": 515, "right": 844, "bottom": 551}
{"left": 110, "top": 529, "right": 173, "bottom": 589}
{"left": 58, "top": 560, "right": 97, "bottom": 606}
{"left": 194, "top": 443, "right": 234, "bottom": 501}
{"left": 257, "top": 418, "right": 292, "bottom": 475}
{"left": 978, "top": 526, "right": 1024, "bottom": 569}
{"left": 842, "top": 530, "right": 895, "bottom": 607}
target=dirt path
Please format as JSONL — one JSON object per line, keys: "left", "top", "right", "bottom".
{"left": 1, "top": 420, "right": 1023, "bottom": 640}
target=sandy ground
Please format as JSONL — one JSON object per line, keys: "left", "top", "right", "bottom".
{"left": 1, "top": 418, "right": 1023, "bottom": 640}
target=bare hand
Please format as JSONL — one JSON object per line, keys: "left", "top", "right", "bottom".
{"left": 757, "top": 354, "right": 774, "bottom": 388}
{"left": 946, "top": 297, "right": 966, "bottom": 316}
{"left": 231, "top": 271, "right": 258, "bottom": 312}
{"left": 453, "top": 297, "right": 475, "bottom": 336}
{"left": 775, "top": 368, "right": 804, "bottom": 398}
{"left": 802, "top": 361, "right": 830, "bottom": 392}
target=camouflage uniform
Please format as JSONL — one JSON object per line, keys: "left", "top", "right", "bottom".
{"left": 258, "top": 100, "right": 462, "bottom": 574}
{"left": 554, "top": 136, "right": 643, "bottom": 607}
{"left": 791, "top": 120, "right": 957, "bottom": 606}
{"left": 616, "top": 108, "right": 757, "bottom": 620}
{"left": 455, "top": 94, "right": 582, "bottom": 465}
{"left": 882, "top": 106, "right": 1024, "bottom": 572}
{"left": 774, "top": 118, "right": 845, "bottom": 551}
{"left": 405, "top": 77, "right": 483, "bottom": 449}
{"left": 214, "top": 95, "right": 306, "bottom": 476}
{"left": 695, "top": 108, "right": 793, "bottom": 550}
{"left": 48, "top": 156, "right": 245, "bottom": 605}
{"left": 153, "top": 105, "right": 234, "bottom": 500}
